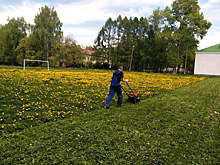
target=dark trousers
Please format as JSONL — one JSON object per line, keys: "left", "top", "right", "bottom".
{"left": 105, "top": 86, "right": 122, "bottom": 107}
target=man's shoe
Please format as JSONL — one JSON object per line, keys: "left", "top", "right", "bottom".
{"left": 104, "top": 106, "right": 109, "bottom": 109}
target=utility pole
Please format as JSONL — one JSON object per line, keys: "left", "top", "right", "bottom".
{"left": 129, "top": 45, "right": 135, "bottom": 71}
{"left": 184, "top": 43, "right": 188, "bottom": 74}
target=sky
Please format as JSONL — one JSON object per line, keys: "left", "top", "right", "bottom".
{"left": 0, "top": 0, "right": 220, "bottom": 50}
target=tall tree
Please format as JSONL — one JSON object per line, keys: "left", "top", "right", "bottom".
{"left": 149, "top": 8, "right": 166, "bottom": 72}
{"left": 171, "top": 0, "right": 212, "bottom": 73}
{"left": 33, "top": 5, "right": 63, "bottom": 60}
{"left": 114, "top": 15, "right": 124, "bottom": 67}
{"left": 121, "top": 16, "right": 133, "bottom": 70}
{"left": 94, "top": 1, "right": 211, "bottom": 72}
{"left": 52, "top": 36, "right": 83, "bottom": 68}
{"left": 0, "top": 17, "right": 27, "bottom": 65}
{"left": 0, "top": 24, "right": 4, "bottom": 64}
{"left": 139, "top": 18, "right": 154, "bottom": 71}
{"left": 104, "top": 18, "right": 115, "bottom": 67}
{"left": 94, "top": 27, "right": 108, "bottom": 69}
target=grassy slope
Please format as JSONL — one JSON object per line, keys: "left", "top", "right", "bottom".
{"left": 1, "top": 77, "right": 220, "bottom": 164}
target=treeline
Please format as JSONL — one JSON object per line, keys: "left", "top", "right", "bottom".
{"left": 0, "top": 6, "right": 84, "bottom": 68}
{"left": 0, "top": 0, "right": 211, "bottom": 72}
{"left": 93, "top": 0, "right": 211, "bottom": 72}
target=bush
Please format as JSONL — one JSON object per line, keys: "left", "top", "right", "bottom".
{"left": 85, "top": 61, "right": 93, "bottom": 69}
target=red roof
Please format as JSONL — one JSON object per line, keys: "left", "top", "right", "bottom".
{"left": 82, "top": 49, "right": 95, "bottom": 55}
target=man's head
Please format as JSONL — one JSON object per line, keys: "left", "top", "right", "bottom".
{"left": 118, "top": 65, "right": 123, "bottom": 71}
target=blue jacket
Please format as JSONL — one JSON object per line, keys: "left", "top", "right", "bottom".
{"left": 110, "top": 70, "right": 123, "bottom": 86}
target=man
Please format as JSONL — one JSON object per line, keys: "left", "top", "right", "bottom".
{"left": 104, "top": 65, "right": 128, "bottom": 109}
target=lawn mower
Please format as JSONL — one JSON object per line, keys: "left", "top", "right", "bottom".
{"left": 121, "top": 82, "right": 141, "bottom": 104}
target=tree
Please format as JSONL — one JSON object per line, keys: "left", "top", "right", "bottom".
{"left": 52, "top": 37, "right": 83, "bottom": 68}
{"left": 104, "top": 18, "right": 116, "bottom": 67}
{"left": 0, "top": 17, "right": 27, "bottom": 65}
{"left": 0, "top": 24, "right": 4, "bottom": 64}
{"left": 33, "top": 5, "right": 63, "bottom": 61}
{"left": 149, "top": 8, "right": 172, "bottom": 72}
{"left": 171, "top": 0, "right": 212, "bottom": 73}
{"left": 94, "top": 17, "right": 117, "bottom": 69}
{"left": 114, "top": 15, "right": 124, "bottom": 67}
{"left": 94, "top": 27, "right": 107, "bottom": 69}
{"left": 94, "top": 0, "right": 211, "bottom": 72}
{"left": 15, "top": 37, "right": 37, "bottom": 65}
{"left": 121, "top": 16, "right": 133, "bottom": 70}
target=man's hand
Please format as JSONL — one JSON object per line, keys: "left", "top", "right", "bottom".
{"left": 122, "top": 78, "right": 128, "bottom": 82}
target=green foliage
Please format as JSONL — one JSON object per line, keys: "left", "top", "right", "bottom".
{"left": 0, "top": 1, "right": 212, "bottom": 72}
{"left": 32, "top": 5, "right": 63, "bottom": 60}
{"left": 0, "top": 5, "right": 63, "bottom": 66}
{"left": 15, "top": 37, "right": 37, "bottom": 65}
{"left": 52, "top": 36, "right": 83, "bottom": 67}
{"left": 94, "top": 0, "right": 211, "bottom": 72}
{"left": 85, "top": 61, "right": 93, "bottom": 69}
{"left": 95, "top": 16, "right": 154, "bottom": 71}
{"left": 168, "top": 0, "right": 212, "bottom": 70}
{"left": 0, "top": 17, "right": 27, "bottom": 65}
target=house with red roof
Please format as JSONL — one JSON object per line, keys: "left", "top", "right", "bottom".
{"left": 82, "top": 49, "right": 111, "bottom": 67}
{"left": 82, "top": 49, "right": 96, "bottom": 64}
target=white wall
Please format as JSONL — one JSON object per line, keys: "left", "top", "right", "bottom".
{"left": 194, "top": 52, "right": 220, "bottom": 76}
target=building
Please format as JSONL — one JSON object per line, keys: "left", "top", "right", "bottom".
{"left": 194, "top": 44, "right": 220, "bottom": 76}
{"left": 82, "top": 49, "right": 96, "bottom": 64}
{"left": 82, "top": 49, "right": 111, "bottom": 67}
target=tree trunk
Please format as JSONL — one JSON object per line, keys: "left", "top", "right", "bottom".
{"left": 129, "top": 45, "right": 134, "bottom": 71}
{"left": 184, "top": 44, "right": 188, "bottom": 74}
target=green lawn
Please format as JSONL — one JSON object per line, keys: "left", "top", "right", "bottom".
{"left": 0, "top": 69, "right": 219, "bottom": 164}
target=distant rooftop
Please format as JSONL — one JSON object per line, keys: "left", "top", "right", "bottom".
{"left": 82, "top": 49, "right": 95, "bottom": 55}
{"left": 196, "top": 44, "right": 220, "bottom": 52}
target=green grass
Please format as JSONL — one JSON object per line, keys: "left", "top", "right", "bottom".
{"left": 0, "top": 65, "right": 89, "bottom": 71}
{"left": 0, "top": 73, "right": 219, "bottom": 164}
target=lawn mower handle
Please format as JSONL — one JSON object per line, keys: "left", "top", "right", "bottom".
{"left": 125, "top": 81, "right": 135, "bottom": 94}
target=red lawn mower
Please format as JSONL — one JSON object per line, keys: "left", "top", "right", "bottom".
{"left": 121, "top": 82, "right": 141, "bottom": 104}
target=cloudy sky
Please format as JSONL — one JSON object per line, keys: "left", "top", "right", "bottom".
{"left": 0, "top": 0, "right": 219, "bottom": 49}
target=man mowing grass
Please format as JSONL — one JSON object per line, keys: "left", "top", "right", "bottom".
{"left": 104, "top": 65, "right": 128, "bottom": 109}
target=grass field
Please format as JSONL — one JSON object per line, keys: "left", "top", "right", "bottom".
{"left": 0, "top": 66, "right": 219, "bottom": 164}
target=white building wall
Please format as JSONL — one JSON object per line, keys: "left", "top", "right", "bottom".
{"left": 194, "top": 52, "right": 220, "bottom": 76}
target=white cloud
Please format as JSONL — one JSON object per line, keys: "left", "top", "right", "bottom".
{"left": 55, "top": 0, "right": 174, "bottom": 46}
{"left": 208, "top": 0, "right": 220, "bottom": 4}
{"left": 0, "top": 0, "right": 48, "bottom": 25}
{"left": 63, "top": 27, "right": 98, "bottom": 37}
{"left": 0, "top": 0, "right": 219, "bottom": 47}
{"left": 62, "top": 26, "right": 99, "bottom": 46}
{"left": 198, "top": 25, "right": 220, "bottom": 50}
{"left": 200, "top": 0, "right": 220, "bottom": 20}
{"left": 56, "top": 0, "right": 174, "bottom": 25}
{"left": 56, "top": 1, "right": 109, "bottom": 25}
{"left": 76, "top": 36, "right": 97, "bottom": 47}
{"left": 196, "top": 0, "right": 220, "bottom": 49}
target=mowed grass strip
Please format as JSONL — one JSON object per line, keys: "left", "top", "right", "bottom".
{"left": 0, "top": 77, "right": 219, "bottom": 164}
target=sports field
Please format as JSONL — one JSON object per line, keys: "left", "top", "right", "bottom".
{"left": 0, "top": 67, "right": 219, "bottom": 164}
